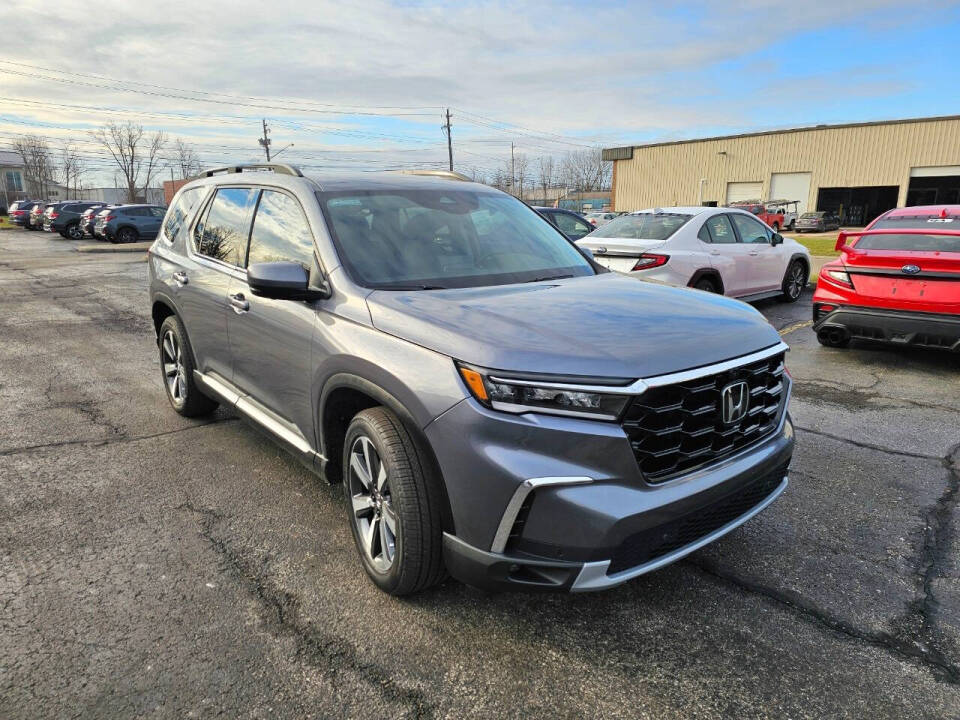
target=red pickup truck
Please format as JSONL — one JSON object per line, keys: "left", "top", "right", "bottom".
{"left": 729, "top": 203, "right": 785, "bottom": 232}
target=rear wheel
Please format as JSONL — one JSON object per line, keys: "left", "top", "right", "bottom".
{"left": 693, "top": 276, "right": 718, "bottom": 293}
{"left": 343, "top": 407, "right": 445, "bottom": 595}
{"left": 158, "top": 315, "right": 218, "bottom": 417}
{"left": 66, "top": 222, "right": 84, "bottom": 240}
{"left": 772, "top": 222, "right": 780, "bottom": 232}
{"left": 781, "top": 260, "right": 807, "bottom": 302}
{"left": 115, "top": 227, "right": 138, "bottom": 244}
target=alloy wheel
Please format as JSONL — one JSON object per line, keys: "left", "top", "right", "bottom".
{"left": 161, "top": 330, "right": 187, "bottom": 405}
{"left": 788, "top": 264, "right": 805, "bottom": 299}
{"left": 348, "top": 435, "right": 397, "bottom": 572}
{"left": 67, "top": 223, "right": 83, "bottom": 240}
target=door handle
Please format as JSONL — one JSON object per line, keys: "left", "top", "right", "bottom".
{"left": 172, "top": 271, "right": 188, "bottom": 286}
{"left": 229, "top": 292, "right": 250, "bottom": 313}
{"left": 749, "top": 250, "right": 759, "bottom": 256}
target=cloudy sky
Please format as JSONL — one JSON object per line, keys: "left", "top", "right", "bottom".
{"left": 1, "top": 0, "right": 957, "bottom": 186}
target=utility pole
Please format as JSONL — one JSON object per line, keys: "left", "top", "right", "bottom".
{"left": 259, "top": 118, "right": 272, "bottom": 161}
{"left": 510, "top": 142, "right": 515, "bottom": 197}
{"left": 444, "top": 109, "right": 453, "bottom": 171}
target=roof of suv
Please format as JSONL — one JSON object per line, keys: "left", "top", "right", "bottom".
{"left": 187, "top": 168, "right": 491, "bottom": 194}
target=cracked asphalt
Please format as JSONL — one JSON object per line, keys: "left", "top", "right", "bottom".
{"left": 2, "top": 230, "right": 959, "bottom": 719}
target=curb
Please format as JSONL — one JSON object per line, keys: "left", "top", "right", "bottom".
{"left": 76, "top": 242, "right": 152, "bottom": 254}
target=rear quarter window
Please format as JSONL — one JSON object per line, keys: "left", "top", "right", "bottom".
{"left": 163, "top": 187, "right": 206, "bottom": 244}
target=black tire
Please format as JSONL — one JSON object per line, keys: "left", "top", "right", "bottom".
{"left": 343, "top": 407, "right": 445, "bottom": 595}
{"left": 694, "top": 276, "right": 718, "bottom": 293}
{"left": 771, "top": 222, "right": 780, "bottom": 232}
{"left": 788, "top": 220, "right": 796, "bottom": 231}
{"left": 65, "top": 222, "right": 84, "bottom": 240}
{"left": 116, "top": 227, "right": 138, "bottom": 244}
{"left": 158, "top": 315, "right": 218, "bottom": 417}
{"left": 781, "top": 259, "right": 807, "bottom": 302}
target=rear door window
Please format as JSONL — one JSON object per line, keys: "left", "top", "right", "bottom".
{"left": 193, "top": 187, "right": 258, "bottom": 266}
{"left": 553, "top": 212, "right": 592, "bottom": 239}
{"left": 701, "top": 214, "right": 738, "bottom": 243}
{"left": 246, "top": 190, "right": 315, "bottom": 270}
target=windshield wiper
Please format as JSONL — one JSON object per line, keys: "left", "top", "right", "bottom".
{"left": 524, "top": 274, "right": 574, "bottom": 283}
{"left": 379, "top": 284, "right": 448, "bottom": 290}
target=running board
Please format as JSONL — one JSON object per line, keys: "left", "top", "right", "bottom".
{"left": 194, "top": 370, "right": 323, "bottom": 464}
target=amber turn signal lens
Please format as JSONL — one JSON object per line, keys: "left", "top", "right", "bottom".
{"left": 457, "top": 366, "right": 489, "bottom": 402}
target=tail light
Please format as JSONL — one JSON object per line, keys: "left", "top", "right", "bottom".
{"left": 631, "top": 253, "right": 669, "bottom": 270}
{"left": 11, "top": 210, "right": 23, "bottom": 217}
{"left": 820, "top": 267, "right": 853, "bottom": 288}
{"left": 49, "top": 211, "right": 59, "bottom": 219}
{"left": 103, "top": 215, "right": 116, "bottom": 222}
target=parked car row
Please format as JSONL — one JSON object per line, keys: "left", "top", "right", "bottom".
{"left": 5, "top": 200, "right": 167, "bottom": 243}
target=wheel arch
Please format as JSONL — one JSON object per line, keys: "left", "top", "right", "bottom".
{"left": 787, "top": 252, "right": 810, "bottom": 279}
{"left": 687, "top": 268, "right": 724, "bottom": 294}
{"left": 318, "top": 373, "right": 455, "bottom": 533}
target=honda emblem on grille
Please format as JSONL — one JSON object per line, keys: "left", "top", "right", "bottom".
{"left": 721, "top": 381, "right": 749, "bottom": 425}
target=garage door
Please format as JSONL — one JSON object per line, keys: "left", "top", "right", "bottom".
{"left": 770, "top": 172, "right": 812, "bottom": 214}
{"left": 907, "top": 166, "right": 960, "bottom": 206}
{"left": 725, "top": 182, "right": 762, "bottom": 205}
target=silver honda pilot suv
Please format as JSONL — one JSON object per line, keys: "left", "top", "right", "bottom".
{"left": 149, "top": 164, "right": 794, "bottom": 595}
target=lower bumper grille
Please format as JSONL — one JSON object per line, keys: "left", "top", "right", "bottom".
{"left": 621, "top": 352, "right": 787, "bottom": 483}
{"left": 607, "top": 464, "right": 786, "bottom": 575}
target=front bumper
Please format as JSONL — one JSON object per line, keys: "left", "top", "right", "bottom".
{"left": 430, "top": 387, "right": 794, "bottom": 592}
{"left": 814, "top": 305, "right": 960, "bottom": 351}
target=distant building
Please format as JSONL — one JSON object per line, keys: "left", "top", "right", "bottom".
{"left": 0, "top": 150, "right": 27, "bottom": 205}
{"left": 79, "top": 187, "right": 165, "bottom": 205}
{"left": 604, "top": 114, "right": 960, "bottom": 226}
{"left": 162, "top": 178, "right": 190, "bottom": 205}
{"left": 519, "top": 186, "right": 611, "bottom": 212}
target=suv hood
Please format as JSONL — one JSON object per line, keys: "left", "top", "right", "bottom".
{"left": 366, "top": 272, "right": 781, "bottom": 379}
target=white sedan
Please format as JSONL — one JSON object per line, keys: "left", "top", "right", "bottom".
{"left": 576, "top": 206, "right": 811, "bottom": 302}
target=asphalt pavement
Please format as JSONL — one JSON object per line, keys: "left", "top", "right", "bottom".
{"left": 1, "top": 230, "right": 958, "bottom": 719}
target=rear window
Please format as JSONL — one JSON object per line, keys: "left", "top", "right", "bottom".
{"left": 800, "top": 212, "right": 823, "bottom": 219}
{"left": 854, "top": 232, "right": 960, "bottom": 252}
{"left": 590, "top": 213, "right": 692, "bottom": 240}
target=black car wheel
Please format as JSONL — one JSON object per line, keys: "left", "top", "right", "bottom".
{"left": 115, "top": 227, "right": 139, "bottom": 244}
{"left": 694, "top": 277, "right": 718, "bottom": 293}
{"left": 343, "top": 407, "right": 446, "bottom": 595}
{"left": 66, "top": 222, "right": 84, "bottom": 240}
{"left": 781, "top": 260, "right": 807, "bottom": 302}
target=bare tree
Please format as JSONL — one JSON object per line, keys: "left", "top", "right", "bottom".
{"left": 90, "top": 121, "right": 168, "bottom": 202}
{"left": 537, "top": 155, "right": 555, "bottom": 205}
{"left": 559, "top": 148, "right": 611, "bottom": 192}
{"left": 513, "top": 153, "right": 530, "bottom": 200}
{"left": 172, "top": 138, "right": 202, "bottom": 179}
{"left": 14, "top": 134, "right": 55, "bottom": 198}
{"left": 59, "top": 142, "right": 86, "bottom": 198}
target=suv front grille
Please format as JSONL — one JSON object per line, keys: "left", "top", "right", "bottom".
{"left": 607, "top": 463, "right": 787, "bottom": 575}
{"left": 621, "top": 352, "right": 786, "bottom": 483}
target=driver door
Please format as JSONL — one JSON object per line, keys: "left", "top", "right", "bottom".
{"left": 730, "top": 213, "right": 782, "bottom": 294}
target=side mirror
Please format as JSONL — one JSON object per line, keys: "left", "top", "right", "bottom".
{"left": 771, "top": 233, "right": 784, "bottom": 245}
{"left": 247, "top": 261, "right": 330, "bottom": 301}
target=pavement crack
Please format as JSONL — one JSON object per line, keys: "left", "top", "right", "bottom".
{"left": 686, "top": 558, "right": 960, "bottom": 685}
{"left": 185, "top": 509, "right": 438, "bottom": 719}
{"left": 793, "top": 425, "right": 942, "bottom": 460}
{"left": 0, "top": 417, "right": 239, "bottom": 457}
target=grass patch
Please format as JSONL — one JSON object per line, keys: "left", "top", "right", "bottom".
{"left": 784, "top": 232, "right": 839, "bottom": 256}
{"left": 0, "top": 216, "right": 16, "bottom": 230}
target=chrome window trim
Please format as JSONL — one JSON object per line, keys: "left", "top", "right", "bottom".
{"left": 490, "top": 476, "right": 593, "bottom": 554}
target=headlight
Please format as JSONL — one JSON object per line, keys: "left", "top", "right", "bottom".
{"left": 456, "top": 363, "right": 631, "bottom": 421}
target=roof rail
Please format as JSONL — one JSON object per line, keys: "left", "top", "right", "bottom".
{"left": 393, "top": 169, "right": 471, "bottom": 181}
{"left": 198, "top": 163, "right": 304, "bottom": 179}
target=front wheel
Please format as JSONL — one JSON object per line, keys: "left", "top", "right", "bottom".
{"left": 781, "top": 260, "right": 807, "bottom": 302}
{"left": 343, "top": 407, "right": 445, "bottom": 595}
{"left": 693, "top": 277, "right": 718, "bottom": 293}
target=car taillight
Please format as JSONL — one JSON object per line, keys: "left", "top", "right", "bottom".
{"left": 820, "top": 267, "right": 853, "bottom": 288}
{"left": 103, "top": 215, "right": 116, "bottom": 222}
{"left": 631, "top": 253, "right": 669, "bottom": 270}
{"left": 11, "top": 210, "right": 23, "bottom": 216}
{"left": 50, "top": 211, "right": 59, "bottom": 219}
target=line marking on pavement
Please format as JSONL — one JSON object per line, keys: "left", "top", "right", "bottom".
{"left": 779, "top": 320, "right": 813, "bottom": 336}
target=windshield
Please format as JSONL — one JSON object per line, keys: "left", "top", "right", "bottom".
{"left": 318, "top": 189, "right": 594, "bottom": 289}
{"left": 589, "top": 212, "right": 692, "bottom": 240}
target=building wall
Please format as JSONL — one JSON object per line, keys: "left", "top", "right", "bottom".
{"left": 610, "top": 116, "right": 960, "bottom": 213}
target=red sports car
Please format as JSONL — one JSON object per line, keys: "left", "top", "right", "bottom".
{"left": 812, "top": 205, "right": 960, "bottom": 350}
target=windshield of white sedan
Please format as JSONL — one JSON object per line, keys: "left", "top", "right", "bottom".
{"left": 589, "top": 212, "right": 692, "bottom": 240}
{"left": 318, "top": 190, "right": 594, "bottom": 289}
